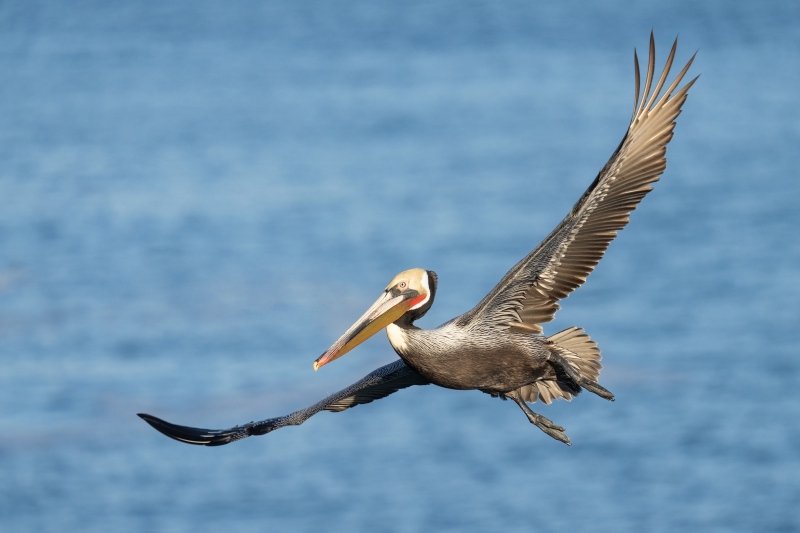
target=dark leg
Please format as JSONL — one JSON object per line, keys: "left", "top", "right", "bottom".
{"left": 548, "top": 351, "right": 615, "bottom": 401}
{"left": 508, "top": 391, "right": 571, "bottom": 445}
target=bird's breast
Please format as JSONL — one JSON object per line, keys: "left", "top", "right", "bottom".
{"left": 386, "top": 323, "right": 550, "bottom": 393}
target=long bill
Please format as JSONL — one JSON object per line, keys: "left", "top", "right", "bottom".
{"left": 313, "top": 290, "right": 413, "bottom": 370}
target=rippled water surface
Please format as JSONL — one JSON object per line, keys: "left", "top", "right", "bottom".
{"left": 1, "top": 1, "right": 799, "bottom": 532}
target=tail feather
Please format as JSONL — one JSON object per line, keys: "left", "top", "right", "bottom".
{"left": 548, "top": 326, "right": 602, "bottom": 382}
{"left": 519, "top": 326, "right": 604, "bottom": 404}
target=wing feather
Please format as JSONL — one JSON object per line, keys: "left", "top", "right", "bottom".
{"left": 456, "top": 34, "right": 697, "bottom": 333}
{"left": 138, "top": 360, "right": 429, "bottom": 446}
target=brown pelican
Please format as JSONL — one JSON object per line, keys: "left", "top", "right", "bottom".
{"left": 139, "top": 35, "right": 696, "bottom": 446}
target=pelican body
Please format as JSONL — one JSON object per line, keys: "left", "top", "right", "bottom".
{"left": 140, "top": 35, "right": 696, "bottom": 446}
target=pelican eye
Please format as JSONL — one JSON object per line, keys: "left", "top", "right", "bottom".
{"left": 398, "top": 281, "right": 408, "bottom": 289}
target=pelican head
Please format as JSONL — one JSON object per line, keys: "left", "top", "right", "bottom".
{"left": 313, "top": 268, "right": 437, "bottom": 370}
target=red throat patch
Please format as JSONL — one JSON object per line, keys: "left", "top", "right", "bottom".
{"left": 408, "top": 293, "right": 427, "bottom": 309}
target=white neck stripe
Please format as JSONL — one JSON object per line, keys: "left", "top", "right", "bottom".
{"left": 409, "top": 272, "right": 430, "bottom": 310}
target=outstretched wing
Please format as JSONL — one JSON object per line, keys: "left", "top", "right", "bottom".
{"left": 457, "top": 34, "right": 697, "bottom": 333}
{"left": 138, "top": 359, "right": 429, "bottom": 446}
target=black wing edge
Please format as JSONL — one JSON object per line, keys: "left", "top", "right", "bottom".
{"left": 138, "top": 359, "right": 430, "bottom": 447}
{"left": 137, "top": 413, "right": 260, "bottom": 446}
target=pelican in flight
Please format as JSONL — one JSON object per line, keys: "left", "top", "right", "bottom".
{"left": 139, "top": 35, "right": 696, "bottom": 446}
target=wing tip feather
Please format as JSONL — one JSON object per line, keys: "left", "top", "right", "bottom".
{"left": 138, "top": 413, "right": 246, "bottom": 446}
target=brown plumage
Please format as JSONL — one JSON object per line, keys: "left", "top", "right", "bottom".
{"left": 139, "top": 34, "right": 697, "bottom": 447}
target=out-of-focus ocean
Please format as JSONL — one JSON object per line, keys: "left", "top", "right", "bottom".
{"left": 1, "top": 1, "right": 798, "bottom": 532}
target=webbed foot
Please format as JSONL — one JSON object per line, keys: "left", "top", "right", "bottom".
{"left": 526, "top": 410, "right": 571, "bottom": 445}
{"left": 580, "top": 380, "right": 615, "bottom": 401}
{"left": 508, "top": 392, "right": 571, "bottom": 445}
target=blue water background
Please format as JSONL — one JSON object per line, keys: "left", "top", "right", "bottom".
{"left": 1, "top": 1, "right": 799, "bottom": 531}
